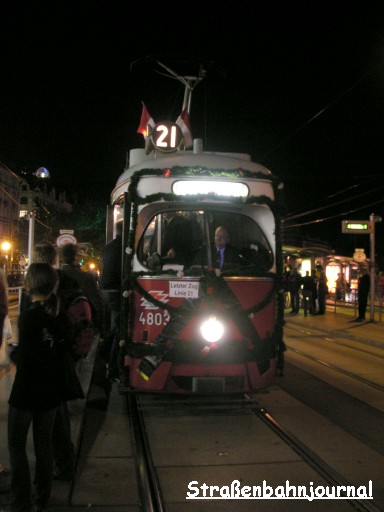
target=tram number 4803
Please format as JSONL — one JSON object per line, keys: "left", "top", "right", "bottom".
{"left": 139, "top": 310, "right": 170, "bottom": 326}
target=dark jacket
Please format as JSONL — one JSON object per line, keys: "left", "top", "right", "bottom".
{"left": 101, "top": 236, "right": 122, "bottom": 290}
{"left": 9, "top": 302, "right": 68, "bottom": 411}
{"left": 0, "top": 280, "right": 8, "bottom": 327}
{"left": 213, "top": 244, "right": 242, "bottom": 270}
{"left": 61, "top": 264, "right": 104, "bottom": 329}
{"left": 302, "top": 275, "right": 315, "bottom": 291}
{"left": 358, "top": 274, "right": 370, "bottom": 296}
{"left": 288, "top": 270, "right": 302, "bottom": 293}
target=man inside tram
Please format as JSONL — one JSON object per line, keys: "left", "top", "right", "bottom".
{"left": 213, "top": 226, "right": 243, "bottom": 270}
{"left": 162, "top": 213, "right": 203, "bottom": 268}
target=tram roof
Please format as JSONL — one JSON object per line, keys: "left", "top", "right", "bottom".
{"left": 113, "top": 146, "right": 272, "bottom": 194}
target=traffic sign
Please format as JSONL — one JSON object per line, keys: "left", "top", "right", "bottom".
{"left": 56, "top": 233, "right": 77, "bottom": 247}
{"left": 341, "top": 220, "right": 373, "bottom": 234}
{"left": 353, "top": 249, "right": 366, "bottom": 262}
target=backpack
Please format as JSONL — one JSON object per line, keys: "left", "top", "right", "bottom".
{"left": 65, "top": 290, "right": 95, "bottom": 360}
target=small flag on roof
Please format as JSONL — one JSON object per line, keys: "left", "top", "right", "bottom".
{"left": 176, "top": 107, "right": 193, "bottom": 148}
{"left": 137, "top": 102, "right": 155, "bottom": 139}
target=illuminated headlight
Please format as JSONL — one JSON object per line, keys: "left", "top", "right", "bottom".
{"left": 200, "top": 316, "right": 225, "bottom": 343}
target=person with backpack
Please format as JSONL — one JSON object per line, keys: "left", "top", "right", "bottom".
{"left": 60, "top": 243, "right": 104, "bottom": 336}
{"left": 19, "top": 242, "right": 80, "bottom": 481}
{"left": 8, "top": 263, "right": 75, "bottom": 512}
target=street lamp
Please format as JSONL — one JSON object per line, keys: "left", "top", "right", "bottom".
{"left": 1, "top": 241, "right": 12, "bottom": 271}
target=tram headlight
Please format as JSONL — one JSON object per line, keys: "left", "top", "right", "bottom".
{"left": 200, "top": 316, "right": 225, "bottom": 343}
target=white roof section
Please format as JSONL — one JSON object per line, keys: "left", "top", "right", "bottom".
{"left": 112, "top": 146, "right": 272, "bottom": 200}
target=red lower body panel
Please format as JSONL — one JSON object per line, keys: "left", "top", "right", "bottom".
{"left": 124, "top": 356, "right": 277, "bottom": 394}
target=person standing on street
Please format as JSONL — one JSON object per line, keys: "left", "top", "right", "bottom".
{"left": 317, "top": 269, "right": 328, "bottom": 315}
{"left": 8, "top": 263, "right": 67, "bottom": 512}
{"left": 288, "top": 267, "right": 302, "bottom": 314}
{"left": 60, "top": 243, "right": 104, "bottom": 333}
{"left": 20, "top": 242, "right": 79, "bottom": 481}
{"left": 355, "top": 268, "right": 370, "bottom": 321}
{"left": 0, "top": 269, "right": 9, "bottom": 348}
{"left": 100, "top": 223, "right": 123, "bottom": 381}
{"left": 311, "top": 269, "right": 318, "bottom": 313}
{"left": 301, "top": 271, "right": 315, "bottom": 316}
{"left": 336, "top": 272, "right": 346, "bottom": 301}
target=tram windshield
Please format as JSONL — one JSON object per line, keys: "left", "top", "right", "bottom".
{"left": 137, "top": 208, "right": 274, "bottom": 274}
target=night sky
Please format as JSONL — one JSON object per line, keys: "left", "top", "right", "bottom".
{"left": 1, "top": 1, "right": 384, "bottom": 261}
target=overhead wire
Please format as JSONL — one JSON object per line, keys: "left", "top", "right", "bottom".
{"left": 260, "top": 60, "right": 384, "bottom": 163}
{"left": 261, "top": 60, "right": 384, "bottom": 233}
{"left": 284, "top": 197, "right": 384, "bottom": 229}
{"left": 284, "top": 184, "right": 384, "bottom": 222}
{"left": 285, "top": 184, "right": 360, "bottom": 218}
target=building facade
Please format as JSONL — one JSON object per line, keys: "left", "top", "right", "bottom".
{"left": 0, "top": 163, "right": 21, "bottom": 271}
{"left": 19, "top": 168, "right": 72, "bottom": 219}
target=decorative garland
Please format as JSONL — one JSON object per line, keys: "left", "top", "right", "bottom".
{"left": 128, "top": 166, "right": 281, "bottom": 196}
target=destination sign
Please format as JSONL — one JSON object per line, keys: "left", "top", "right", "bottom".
{"left": 169, "top": 281, "right": 199, "bottom": 298}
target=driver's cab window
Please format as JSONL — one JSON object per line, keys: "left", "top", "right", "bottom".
{"left": 139, "top": 209, "right": 273, "bottom": 273}
{"left": 141, "top": 210, "right": 203, "bottom": 269}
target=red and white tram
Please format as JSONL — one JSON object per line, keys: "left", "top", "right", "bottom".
{"left": 107, "top": 78, "right": 285, "bottom": 394}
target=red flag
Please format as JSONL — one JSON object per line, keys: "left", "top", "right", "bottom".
{"left": 176, "top": 107, "right": 193, "bottom": 148}
{"left": 137, "top": 102, "right": 155, "bottom": 139}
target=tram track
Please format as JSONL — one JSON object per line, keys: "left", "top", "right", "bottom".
{"left": 285, "top": 344, "right": 384, "bottom": 393}
{"left": 246, "top": 397, "right": 381, "bottom": 512}
{"left": 125, "top": 392, "right": 382, "bottom": 511}
{"left": 284, "top": 323, "right": 384, "bottom": 392}
{"left": 128, "top": 393, "right": 165, "bottom": 512}
{"left": 285, "top": 323, "right": 384, "bottom": 360}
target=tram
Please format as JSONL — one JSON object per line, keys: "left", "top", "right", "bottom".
{"left": 108, "top": 71, "right": 285, "bottom": 394}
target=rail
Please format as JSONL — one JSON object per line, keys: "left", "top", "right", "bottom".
{"left": 251, "top": 402, "right": 381, "bottom": 512}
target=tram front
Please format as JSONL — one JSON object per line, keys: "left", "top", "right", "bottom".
{"left": 110, "top": 139, "right": 284, "bottom": 394}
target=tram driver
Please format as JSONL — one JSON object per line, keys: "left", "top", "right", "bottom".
{"left": 213, "top": 226, "right": 243, "bottom": 270}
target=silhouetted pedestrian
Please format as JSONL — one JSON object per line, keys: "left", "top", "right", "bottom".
{"left": 288, "top": 267, "right": 302, "bottom": 314}
{"left": 355, "top": 268, "right": 370, "bottom": 321}
{"left": 301, "top": 271, "right": 314, "bottom": 316}
{"left": 60, "top": 243, "right": 104, "bottom": 333}
{"left": 311, "top": 270, "right": 318, "bottom": 313}
{"left": 336, "top": 272, "right": 346, "bottom": 300}
{"left": 317, "top": 270, "right": 328, "bottom": 315}
{"left": 0, "top": 269, "right": 8, "bottom": 348}
{"left": 100, "top": 223, "right": 123, "bottom": 380}
{"left": 8, "top": 264, "right": 68, "bottom": 512}
{"left": 20, "top": 242, "right": 79, "bottom": 482}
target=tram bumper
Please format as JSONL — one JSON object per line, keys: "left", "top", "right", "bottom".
{"left": 123, "top": 356, "right": 277, "bottom": 394}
